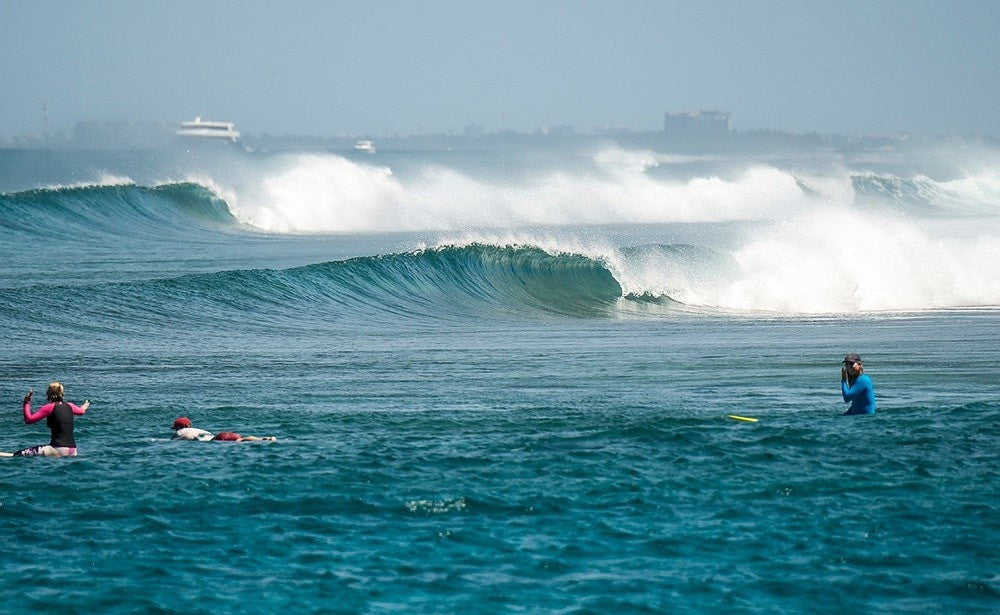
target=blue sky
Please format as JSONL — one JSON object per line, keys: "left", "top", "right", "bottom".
{"left": 2, "top": 0, "right": 998, "bottom": 136}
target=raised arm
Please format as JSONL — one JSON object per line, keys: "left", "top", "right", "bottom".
{"left": 22, "top": 390, "right": 55, "bottom": 424}
{"left": 71, "top": 400, "right": 90, "bottom": 415}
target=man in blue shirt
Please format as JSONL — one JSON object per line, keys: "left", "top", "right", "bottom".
{"left": 841, "top": 353, "right": 876, "bottom": 415}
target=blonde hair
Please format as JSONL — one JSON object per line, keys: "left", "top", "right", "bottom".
{"left": 46, "top": 382, "right": 64, "bottom": 402}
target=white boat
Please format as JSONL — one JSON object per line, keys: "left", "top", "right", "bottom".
{"left": 176, "top": 117, "right": 240, "bottom": 142}
{"left": 354, "top": 139, "right": 375, "bottom": 153}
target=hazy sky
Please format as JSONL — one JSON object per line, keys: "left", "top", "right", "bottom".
{"left": 2, "top": 0, "right": 998, "bottom": 137}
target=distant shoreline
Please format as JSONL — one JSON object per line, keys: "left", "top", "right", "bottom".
{"left": 3, "top": 124, "right": 997, "bottom": 153}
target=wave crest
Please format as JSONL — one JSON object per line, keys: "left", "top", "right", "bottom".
{"left": 0, "top": 182, "right": 239, "bottom": 238}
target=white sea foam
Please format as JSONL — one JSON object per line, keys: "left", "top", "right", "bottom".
{"left": 223, "top": 148, "right": 814, "bottom": 233}
{"left": 933, "top": 171, "right": 1000, "bottom": 214}
{"left": 431, "top": 212, "right": 1000, "bottom": 314}
{"left": 704, "top": 211, "right": 1000, "bottom": 312}
{"left": 215, "top": 146, "right": 1000, "bottom": 313}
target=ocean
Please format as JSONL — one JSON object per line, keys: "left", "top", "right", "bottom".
{"left": 1, "top": 140, "right": 998, "bottom": 613}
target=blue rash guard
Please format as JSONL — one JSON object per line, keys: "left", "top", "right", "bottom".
{"left": 842, "top": 373, "right": 876, "bottom": 415}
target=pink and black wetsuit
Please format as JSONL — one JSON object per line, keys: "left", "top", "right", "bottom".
{"left": 16, "top": 399, "right": 86, "bottom": 456}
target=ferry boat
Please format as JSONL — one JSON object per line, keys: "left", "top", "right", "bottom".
{"left": 354, "top": 139, "right": 375, "bottom": 153}
{"left": 176, "top": 117, "right": 241, "bottom": 142}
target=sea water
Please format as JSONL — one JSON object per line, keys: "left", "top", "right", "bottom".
{"left": 1, "top": 142, "right": 998, "bottom": 613}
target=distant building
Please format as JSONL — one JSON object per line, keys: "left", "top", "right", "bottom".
{"left": 663, "top": 110, "right": 732, "bottom": 138}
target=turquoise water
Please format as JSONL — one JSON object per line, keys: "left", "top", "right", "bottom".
{"left": 1, "top": 147, "right": 999, "bottom": 612}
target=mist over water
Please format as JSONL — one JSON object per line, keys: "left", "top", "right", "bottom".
{"left": 229, "top": 148, "right": 811, "bottom": 232}
{"left": 9, "top": 141, "right": 991, "bottom": 314}
{"left": 2, "top": 140, "right": 999, "bottom": 613}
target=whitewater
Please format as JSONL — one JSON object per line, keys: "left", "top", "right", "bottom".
{"left": 4, "top": 143, "right": 1000, "bottom": 314}
{"left": 1, "top": 141, "right": 998, "bottom": 612}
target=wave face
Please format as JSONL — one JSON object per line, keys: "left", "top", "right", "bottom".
{"left": 0, "top": 182, "right": 239, "bottom": 239}
{"left": 2, "top": 144, "right": 1000, "bottom": 314}
{"left": 5, "top": 233, "right": 999, "bottom": 343}
{"left": 0, "top": 244, "right": 627, "bottom": 342}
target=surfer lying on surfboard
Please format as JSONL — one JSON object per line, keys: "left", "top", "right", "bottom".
{"left": 171, "top": 417, "right": 276, "bottom": 442}
{"left": 3, "top": 383, "right": 90, "bottom": 457}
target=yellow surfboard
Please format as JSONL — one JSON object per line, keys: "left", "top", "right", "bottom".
{"left": 727, "top": 414, "right": 759, "bottom": 423}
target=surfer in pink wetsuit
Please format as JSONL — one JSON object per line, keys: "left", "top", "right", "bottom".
{"left": 171, "top": 417, "right": 276, "bottom": 442}
{"left": 13, "top": 382, "right": 89, "bottom": 457}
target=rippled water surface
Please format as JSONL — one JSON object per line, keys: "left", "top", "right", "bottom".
{"left": 3, "top": 312, "right": 998, "bottom": 613}
{"left": 2, "top": 148, "right": 999, "bottom": 612}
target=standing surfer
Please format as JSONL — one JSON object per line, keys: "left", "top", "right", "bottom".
{"left": 841, "top": 353, "right": 876, "bottom": 415}
{"left": 12, "top": 382, "right": 89, "bottom": 456}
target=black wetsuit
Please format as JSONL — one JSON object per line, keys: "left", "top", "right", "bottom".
{"left": 46, "top": 401, "right": 76, "bottom": 447}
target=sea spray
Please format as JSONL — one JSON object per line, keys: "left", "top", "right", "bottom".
{"left": 2, "top": 145, "right": 999, "bottom": 613}
{"left": 224, "top": 149, "right": 813, "bottom": 233}
{"left": 5, "top": 144, "right": 1000, "bottom": 313}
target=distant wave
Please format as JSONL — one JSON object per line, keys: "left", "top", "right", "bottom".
{"left": 4, "top": 147, "right": 1000, "bottom": 317}
{"left": 221, "top": 150, "right": 813, "bottom": 233}
{"left": 4, "top": 151, "right": 999, "bottom": 242}
{"left": 211, "top": 149, "right": 1000, "bottom": 234}
{"left": 852, "top": 172, "right": 1000, "bottom": 214}
{"left": 0, "top": 182, "right": 240, "bottom": 238}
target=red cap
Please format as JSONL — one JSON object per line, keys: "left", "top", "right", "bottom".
{"left": 172, "top": 417, "right": 192, "bottom": 430}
